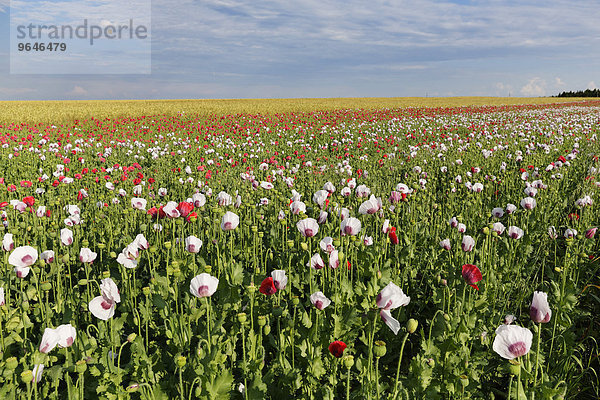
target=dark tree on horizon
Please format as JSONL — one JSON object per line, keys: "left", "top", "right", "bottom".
{"left": 555, "top": 88, "right": 600, "bottom": 97}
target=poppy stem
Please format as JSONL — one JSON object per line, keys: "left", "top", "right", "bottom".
{"left": 534, "top": 323, "right": 542, "bottom": 386}
{"left": 346, "top": 365, "right": 351, "bottom": 400}
{"left": 205, "top": 297, "right": 211, "bottom": 345}
{"left": 393, "top": 332, "right": 410, "bottom": 398}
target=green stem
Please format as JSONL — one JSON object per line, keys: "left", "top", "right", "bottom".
{"left": 393, "top": 332, "right": 410, "bottom": 398}
{"left": 346, "top": 367, "right": 351, "bottom": 400}
{"left": 534, "top": 323, "right": 542, "bottom": 386}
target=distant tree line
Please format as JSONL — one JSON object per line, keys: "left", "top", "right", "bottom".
{"left": 555, "top": 89, "right": 600, "bottom": 97}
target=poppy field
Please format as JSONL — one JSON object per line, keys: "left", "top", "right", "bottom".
{"left": 0, "top": 99, "right": 599, "bottom": 399}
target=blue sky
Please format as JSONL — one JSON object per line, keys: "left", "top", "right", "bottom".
{"left": 0, "top": 0, "right": 598, "bottom": 100}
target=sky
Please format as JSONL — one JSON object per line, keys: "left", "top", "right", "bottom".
{"left": 0, "top": 0, "right": 599, "bottom": 100}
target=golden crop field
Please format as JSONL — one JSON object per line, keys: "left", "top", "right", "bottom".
{"left": 0, "top": 96, "right": 595, "bottom": 124}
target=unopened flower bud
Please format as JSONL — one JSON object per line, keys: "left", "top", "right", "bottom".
{"left": 343, "top": 355, "right": 354, "bottom": 369}
{"left": 407, "top": 319, "right": 418, "bottom": 334}
{"left": 127, "top": 333, "right": 137, "bottom": 343}
{"left": 126, "top": 383, "right": 140, "bottom": 393}
{"left": 374, "top": 340, "right": 387, "bottom": 358}
{"left": 75, "top": 359, "right": 87, "bottom": 374}
{"left": 20, "top": 370, "right": 33, "bottom": 384}
{"left": 301, "top": 242, "right": 308, "bottom": 251}
{"left": 5, "top": 357, "right": 18, "bottom": 370}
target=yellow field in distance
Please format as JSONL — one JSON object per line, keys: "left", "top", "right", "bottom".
{"left": 0, "top": 97, "right": 596, "bottom": 124}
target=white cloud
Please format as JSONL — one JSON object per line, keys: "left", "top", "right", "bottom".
{"left": 67, "top": 86, "right": 88, "bottom": 96}
{"left": 588, "top": 81, "right": 598, "bottom": 89}
{"left": 555, "top": 77, "right": 565, "bottom": 86}
{"left": 520, "top": 77, "right": 547, "bottom": 97}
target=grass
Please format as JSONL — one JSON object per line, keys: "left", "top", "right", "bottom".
{"left": 0, "top": 97, "right": 595, "bottom": 124}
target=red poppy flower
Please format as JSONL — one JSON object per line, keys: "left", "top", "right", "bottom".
{"left": 177, "top": 202, "right": 194, "bottom": 217}
{"left": 22, "top": 196, "right": 35, "bottom": 207}
{"left": 147, "top": 207, "right": 158, "bottom": 217}
{"left": 186, "top": 211, "right": 198, "bottom": 223}
{"left": 389, "top": 226, "right": 399, "bottom": 245}
{"left": 328, "top": 340, "right": 347, "bottom": 358}
{"left": 259, "top": 277, "right": 277, "bottom": 295}
{"left": 462, "top": 264, "right": 482, "bottom": 290}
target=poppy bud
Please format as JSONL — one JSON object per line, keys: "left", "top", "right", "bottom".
{"left": 20, "top": 370, "right": 34, "bottom": 384}
{"left": 258, "top": 315, "right": 267, "bottom": 327}
{"left": 75, "top": 360, "right": 87, "bottom": 374}
{"left": 263, "top": 325, "right": 271, "bottom": 335}
{"left": 176, "top": 356, "right": 186, "bottom": 368}
{"left": 5, "top": 357, "right": 18, "bottom": 370}
{"left": 127, "top": 333, "right": 137, "bottom": 343}
{"left": 126, "top": 383, "right": 140, "bottom": 393}
{"left": 41, "top": 281, "right": 52, "bottom": 291}
{"left": 301, "top": 242, "right": 308, "bottom": 251}
{"left": 287, "top": 240, "right": 294, "bottom": 248}
{"left": 109, "top": 252, "right": 117, "bottom": 259}
{"left": 164, "top": 241, "right": 172, "bottom": 249}
{"left": 407, "top": 318, "right": 418, "bottom": 334}
{"left": 237, "top": 313, "right": 247, "bottom": 323}
{"left": 272, "top": 306, "right": 283, "bottom": 317}
{"left": 374, "top": 340, "right": 387, "bottom": 358}
{"left": 142, "top": 287, "right": 151, "bottom": 296}
{"left": 343, "top": 355, "right": 354, "bottom": 369}
{"left": 508, "top": 360, "right": 521, "bottom": 376}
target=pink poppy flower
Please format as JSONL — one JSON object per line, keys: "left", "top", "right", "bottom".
{"left": 530, "top": 291, "right": 551, "bottom": 323}
{"left": 185, "top": 235, "right": 203, "bottom": 253}
{"left": 377, "top": 282, "right": 410, "bottom": 335}
{"left": 493, "top": 324, "right": 533, "bottom": 360}
{"left": 221, "top": 211, "right": 240, "bottom": 231}
{"left": 341, "top": 217, "right": 361, "bottom": 236}
{"left": 310, "top": 291, "right": 331, "bottom": 310}
{"left": 297, "top": 218, "right": 319, "bottom": 237}
{"left": 190, "top": 273, "right": 219, "bottom": 298}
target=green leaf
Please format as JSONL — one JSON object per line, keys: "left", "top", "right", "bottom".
{"left": 205, "top": 370, "right": 233, "bottom": 400}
